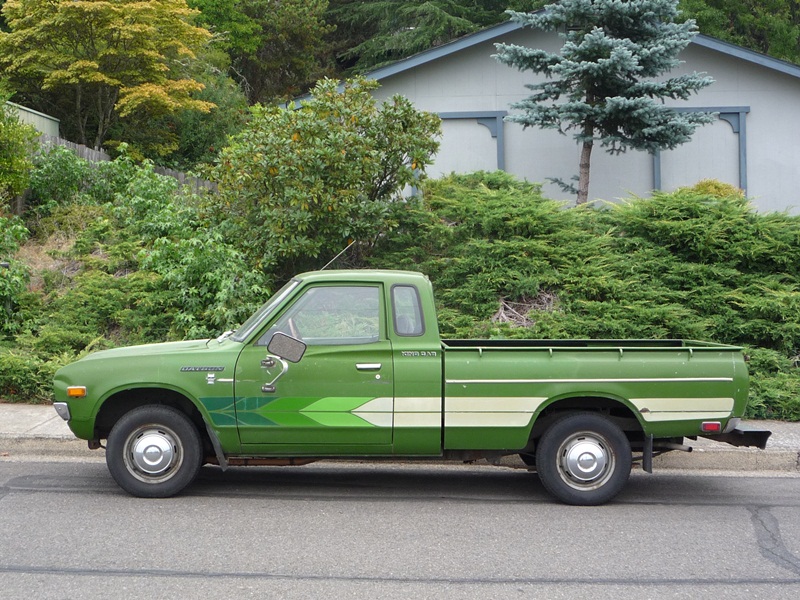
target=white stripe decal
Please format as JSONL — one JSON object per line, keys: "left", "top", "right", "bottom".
{"left": 446, "top": 397, "right": 547, "bottom": 412}
{"left": 351, "top": 397, "right": 393, "bottom": 427}
{"left": 394, "top": 397, "right": 441, "bottom": 412}
{"left": 642, "top": 412, "right": 732, "bottom": 423}
{"left": 395, "top": 413, "right": 441, "bottom": 428}
{"left": 353, "top": 412, "right": 394, "bottom": 427}
{"left": 630, "top": 397, "right": 735, "bottom": 413}
{"left": 445, "top": 413, "right": 534, "bottom": 428}
{"left": 352, "top": 397, "right": 393, "bottom": 413}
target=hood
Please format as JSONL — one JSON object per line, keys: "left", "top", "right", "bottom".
{"left": 79, "top": 339, "right": 212, "bottom": 362}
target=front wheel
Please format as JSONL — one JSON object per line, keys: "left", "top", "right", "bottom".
{"left": 106, "top": 405, "right": 203, "bottom": 498}
{"left": 536, "top": 413, "right": 632, "bottom": 506}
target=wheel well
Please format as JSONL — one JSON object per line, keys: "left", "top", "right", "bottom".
{"left": 94, "top": 389, "right": 212, "bottom": 453}
{"left": 528, "top": 397, "right": 643, "bottom": 448}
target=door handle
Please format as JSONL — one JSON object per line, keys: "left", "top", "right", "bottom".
{"left": 356, "top": 363, "right": 382, "bottom": 371}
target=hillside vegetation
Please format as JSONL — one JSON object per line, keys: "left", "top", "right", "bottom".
{"left": 1, "top": 160, "right": 799, "bottom": 420}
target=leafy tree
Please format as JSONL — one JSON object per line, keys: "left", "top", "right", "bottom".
{"left": 0, "top": 0, "right": 215, "bottom": 150}
{"left": 209, "top": 77, "right": 441, "bottom": 283}
{"left": 164, "top": 62, "right": 249, "bottom": 169}
{"left": 191, "top": 0, "right": 332, "bottom": 103}
{"left": 188, "top": 0, "right": 260, "bottom": 58}
{"left": 679, "top": 0, "right": 800, "bottom": 63}
{"left": 0, "top": 92, "right": 38, "bottom": 212}
{"left": 495, "top": 0, "right": 715, "bottom": 204}
{"left": 327, "top": 0, "right": 519, "bottom": 73}
{"left": 109, "top": 48, "right": 249, "bottom": 167}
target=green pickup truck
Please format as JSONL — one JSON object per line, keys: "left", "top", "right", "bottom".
{"left": 53, "top": 269, "right": 770, "bottom": 505}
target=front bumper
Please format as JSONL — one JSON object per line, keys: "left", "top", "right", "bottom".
{"left": 53, "top": 402, "right": 71, "bottom": 421}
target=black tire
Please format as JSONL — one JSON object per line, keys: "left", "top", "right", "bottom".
{"left": 535, "top": 413, "right": 632, "bottom": 506}
{"left": 106, "top": 405, "right": 203, "bottom": 498}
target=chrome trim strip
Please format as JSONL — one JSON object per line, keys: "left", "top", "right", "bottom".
{"left": 446, "top": 377, "right": 734, "bottom": 385}
{"left": 641, "top": 411, "right": 732, "bottom": 423}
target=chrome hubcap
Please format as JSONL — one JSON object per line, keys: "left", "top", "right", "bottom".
{"left": 132, "top": 432, "right": 175, "bottom": 474}
{"left": 124, "top": 426, "right": 182, "bottom": 482}
{"left": 558, "top": 433, "right": 614, "bottom": 490}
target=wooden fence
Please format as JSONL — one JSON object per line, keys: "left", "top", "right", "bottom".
{"left": 38, "top": 135, "right": 111, "bottom": 163}
{"left": 37, "top": 135, "right": 217, "bottom": 194}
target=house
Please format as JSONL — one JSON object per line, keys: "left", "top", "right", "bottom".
{"left": 365, "top": 20, "right": 800, "bottom": 214}
{"left": 4, "top": 101, "right": 60, "bottom": 137}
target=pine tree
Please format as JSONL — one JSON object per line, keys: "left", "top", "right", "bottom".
{"left": 327, "top": 1, "right": 516, "bottom": 73}
{"left": 495, "top": 0, "right": 715, "bottom": 204}
{"left": 679, "top": 0, "right": 800, "bottom": 64}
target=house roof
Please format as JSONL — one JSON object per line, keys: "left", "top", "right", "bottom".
{"left": 364, "top": 19, "right": 800, "bottom": 83}
{"left": 5, "top": 101, "right": 60, "bottom": 123}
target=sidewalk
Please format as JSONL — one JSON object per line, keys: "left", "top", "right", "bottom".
{"left": 1, "top": 402, "right": 799, "bottom": 471}
{"left": 0, "top": 402, "right": 94, "bottom": 458}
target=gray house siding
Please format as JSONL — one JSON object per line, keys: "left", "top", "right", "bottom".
{"left": 5, "top": 101, "right": 60, "bottom": 137}
{"left": 368, "top": 23, "right": 800, "bottom": 214}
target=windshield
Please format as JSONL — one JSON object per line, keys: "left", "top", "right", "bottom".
{"left": 230, "top": 279, "right": 301, "bottom": 342}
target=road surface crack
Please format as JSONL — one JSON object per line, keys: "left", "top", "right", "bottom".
{"left": 748, "top": 505, "right": 800, "bottom": 577}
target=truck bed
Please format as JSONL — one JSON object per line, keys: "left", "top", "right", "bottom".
{"left": 441, "top": 339, "right": 737, "bottom": 349}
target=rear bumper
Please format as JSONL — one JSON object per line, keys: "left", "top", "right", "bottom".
{"left": 701, "top": 422, "right": 772, "bottom": 449}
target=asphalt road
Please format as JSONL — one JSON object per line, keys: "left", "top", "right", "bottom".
{"left": 1, "top": 459, "right": 799, "bottom": 599}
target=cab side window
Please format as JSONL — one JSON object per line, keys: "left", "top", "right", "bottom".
{"left": 258, "top": 286, "right": 380, "bottom": 346}
{"left": 392, "top": 285, "right": 424, "bottom": 337}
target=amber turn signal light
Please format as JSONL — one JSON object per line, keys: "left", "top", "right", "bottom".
{"left": 66, "top": 386, "right": 87, "bottom": 398}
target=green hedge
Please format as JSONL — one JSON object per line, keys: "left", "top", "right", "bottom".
{"left": 369, "top": 172, "right": 800, "bottom": 420}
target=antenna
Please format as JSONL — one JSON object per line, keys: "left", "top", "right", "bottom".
{"left": 321, "top": 240, "right": 355, "bottom": 270}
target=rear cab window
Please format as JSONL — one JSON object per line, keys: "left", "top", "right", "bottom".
{"left": 392, "top": 285, "right": 424, "bottom": 337}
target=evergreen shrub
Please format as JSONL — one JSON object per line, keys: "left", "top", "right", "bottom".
{"left": 370, "top": 172, "right": 800, "bottom": 419}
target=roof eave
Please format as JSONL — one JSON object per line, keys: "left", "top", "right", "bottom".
{"left": 362, "top": 23, "right": 800, "bottom": 84}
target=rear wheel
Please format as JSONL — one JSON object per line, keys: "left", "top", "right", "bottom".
{"left": 536, "top": 413, "right": 632, "bottom": 506}
{"left": 106, "top": 405, "right": 202, "bottom": 498}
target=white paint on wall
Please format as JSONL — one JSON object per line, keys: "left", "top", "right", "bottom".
{"left": 370, "top": 26, "right": 800, "bottom": 214}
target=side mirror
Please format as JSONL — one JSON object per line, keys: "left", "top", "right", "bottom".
{"left": 267, "top": 332, "right": 307, "bottom": 363}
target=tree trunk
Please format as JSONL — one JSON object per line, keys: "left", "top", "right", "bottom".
{"left": 75, "top": 85, "right": 87, "bottom": 147}
{"left": 577, "top": 138, "right": 593, "bottom": 205}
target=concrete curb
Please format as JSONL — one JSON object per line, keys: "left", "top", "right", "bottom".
{"left": 652, "top": 447, "right": 800, "bottom": 472}
{"left": 0, "top": 434, "right": 94, "bottom": 458}
{"left": 495, "top": 448, "right": 800, "bottom": 473}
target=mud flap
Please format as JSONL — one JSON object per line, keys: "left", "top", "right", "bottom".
{"left": 642, "top": 434, "right": 653, "bottom": 473}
